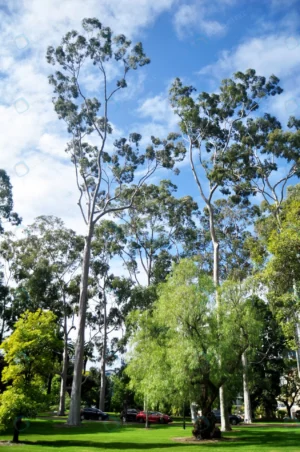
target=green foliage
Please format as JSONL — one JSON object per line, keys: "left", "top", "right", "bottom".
{"left": 248, "top": 297, "right": 286, "bottom": 419}
{"left": 127, "top": 259, "right": 262, "bottom": 413}
{"left": 0, "top": 170, "right": 21, "bottom": 233}
{"left": 251, "top": 186, "right": 300, "bottom": 348}
{"left": 0, "top": 310, "right": 61, "bottom": 430}
{"left": 169, "top": 69, "right": 284, "bottom": 204}
{"left": 47, "top": 19, "right": 182, "bottom": 226}
{"left": 117, "top": 180, "right": 198, "bottom": 286}
{"left": 110, "top": 367, "right": 137, "bottom": 412}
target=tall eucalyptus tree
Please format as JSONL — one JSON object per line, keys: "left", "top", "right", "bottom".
{"left": 169, "top": 68, "right": 283, "bottom": 430}
{"left": 47, "top": 19, "right": 182, "bottom": 424}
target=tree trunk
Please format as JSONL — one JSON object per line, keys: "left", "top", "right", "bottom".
{"left": 190, "top": 402, "right": 198, "bottom": 422}
{"left": 145, "top": 395, "right": 150, "bottom": 428}
{"left": 286, "top": 404, "right": 292, "bottom": 419}
{"left": 58, "top": 312, "right": 68, "bottom": 416}
{"left": 99, "top": 292, "right": 107, "bottom": 411}
{"left": 242, "top": 352, "right": 252, "bottom": 423}
{"left": 219, "top": 385, "right": 231, "bottom": 431}
{"left": 12, "top": 418, "right": 22, "bottom": 443}
{"left": 293, "top": 281, "right": 300, "bottom": 378}
{"left": 12, "top": 427, "right": 19, "bottom": 443}
{"left": 47, "top": 374, "right": 53, "bottom": 395}
{"left": 67, "top": 223, "right": 94, "bottom": 426}
{"left": 212, "top": 232, "right": 230, "bottom": 431}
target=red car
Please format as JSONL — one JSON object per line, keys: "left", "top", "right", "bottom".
{"left": 136, "top": 411, "right": 172, "bottom": 424}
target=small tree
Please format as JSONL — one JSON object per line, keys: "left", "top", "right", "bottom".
{"left": 0, "top": 310, "right": 61, "bottom": 443}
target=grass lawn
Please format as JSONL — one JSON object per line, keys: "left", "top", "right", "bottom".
{"left": 1, "top": 417, "right": 300, "bottom": 452}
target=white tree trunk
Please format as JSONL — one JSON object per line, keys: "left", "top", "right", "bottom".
{"left": 67, "top": 224, "right": 94, "bottom": 425}
{"left": 58, "top": 313, "right": 68, "bottom": 416}
{"left": 219, "top": 385, "right": 231, "bottom": 431}
{"left": 242, "top": 352, "right": 252, "bottom": 423}
{"left": 190, "top": 402, "right": 198, "bottom": 423}
{"left": 212, "top": 237, "right": 231, "bottom": 432}
{"left": 99, "top": 293, "right": 107, "bottom": 411}
{"left": 293, "top": 281, "right": 300, "bottom": 378}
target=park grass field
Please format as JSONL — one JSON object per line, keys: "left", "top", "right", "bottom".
{"left": 1, "top": 417, "right": 300, "bottom": 452}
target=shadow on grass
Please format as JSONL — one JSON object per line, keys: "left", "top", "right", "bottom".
{"left": 21, "top": 440, "right": 201, "bottom": 449}
{"left": 19, "top": 430, "right": 300, "bottom": 449}
{"left": 19, "top": 422, "right": 173, "bottom": 436}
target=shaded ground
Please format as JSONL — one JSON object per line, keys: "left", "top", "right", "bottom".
{"left": 1, "top": 418, "right": 300, "bottom": 451}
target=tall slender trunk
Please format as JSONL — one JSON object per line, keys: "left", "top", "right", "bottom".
{"left": 293, "top": 280, "right": 300, "bottom": 378}
{"left": 209, "top": 209, "right": 231, "bottom": 432}
{"left": 67, "top": 223, "right": 94, "bottom": 425}
{"left": 145, "top": 395, "right": 149, "bottom": 428}
{"left": 99, "top": 292, "right": 107, "bottom": 411}
{"left": 242, "top": 352, "right": 252, "bottom": 423}
{"left": 0, "top": 300, "right": 6, "bottom": 344}
{"left": 58, "top": 311, "right": 68, "bottom": 416}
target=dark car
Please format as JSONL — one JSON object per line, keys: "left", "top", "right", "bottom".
{"left": 80, "top": 407, "right": 109, "bottom": 421}
{"left": 120, "top": 408, "right": 140, "bottom": 422}
{"left": 136, "top": 411, "right": 172, "bottom": 424}
{"left": 212, "top": 410, "right": 242, "bottom": 425}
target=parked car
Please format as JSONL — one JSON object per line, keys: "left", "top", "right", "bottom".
{"left": 120, "top": 408, "right": 141, "bottom": 422}
{"left": 136, "top": 411, "right": 172, "bottom": 424}
{"left": 212, "top": 410, "right": 242, "bottom": 425}
{"left": 80, "top": 407, "right": 109, "bottom": 421}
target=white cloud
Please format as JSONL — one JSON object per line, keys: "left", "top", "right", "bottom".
{"left": 198, "top": 34, "right": 300, "bottom": 123}
{"left": 0, "top": 0, "right": 179, "bottom": 234}
{"left": 137, "top": 94, "right": 177, "bottom": 127}
{"left": 173, "top": 3, "right": 226, "bottom": 39}
{"left": 198, "top": 34, "right": 300, "bottom": 79}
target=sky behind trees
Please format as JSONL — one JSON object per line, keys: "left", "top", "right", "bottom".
{"left": 0, "top": 0, "right": 299, "bottom": 245}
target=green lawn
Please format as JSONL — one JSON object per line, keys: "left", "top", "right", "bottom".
{"left": 1, "top": 417, "right": 300, "bottom": 452}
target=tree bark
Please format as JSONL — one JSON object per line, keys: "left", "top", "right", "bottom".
{"left": 190, "top": 402, "right": 198, "bottom": 422}
{"left": 210, "top": 215, "right": 230, "bottom": 431}
{"left": 219, "top": 385, "right": 231, "bottom": 431}
{"left": 99, "top": 292, "right": 107, "bottom": 411}
{"left": 145, "top": 395, "right": 150, "bottom": 428}
{"left": 12, "top": 427, "right": 19, "bottom": 443}
{"left": 47, "top": 374, "right": 53, "bottom": 395}
{"left": 12, "top": 418, "right": 22, "bottom": 443}
{"left": 293, "top": 281, "right": 300, "bottom": 378}
{"left": 242, "top": 352, "right": 252, "bottom": 423}
{"left": 58, "top": 311, "right": 68, "bottom": 416}
{"left": 67, "top": 223, "right": 94, "bottom": 425}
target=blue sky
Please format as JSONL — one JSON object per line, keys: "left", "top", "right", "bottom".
{"left": 0, "top": 0, "right": 299, "bottom": 235}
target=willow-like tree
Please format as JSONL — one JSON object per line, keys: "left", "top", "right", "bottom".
{"left": 169, "top": 69, "right": 283, "bottom": 430}
{"left": 47, "top": 19, "right": 182, "bottom": 425}
{"left": 127, "top": 260, "right": 262, "bottom": 426}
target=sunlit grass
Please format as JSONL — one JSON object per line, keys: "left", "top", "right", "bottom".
{"left": 1, "top": 417, "right": 300, "bottom": 452}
